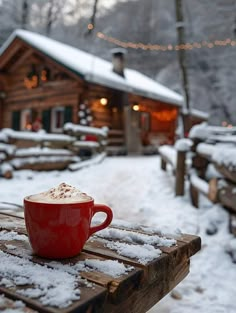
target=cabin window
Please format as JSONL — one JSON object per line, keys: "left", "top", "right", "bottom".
{"left": 42, "top": 109, "right": 51, "bottom": 133}
{"left": 12, "top": 111, "right": 21, "bottom": 131}
{"left": 51, "top": 107, "right": 64, "bottom": 133}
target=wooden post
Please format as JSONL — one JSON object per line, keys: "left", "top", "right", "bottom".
{"left": 175, "top": 150, "right": 186, "bottom": 196}
{"left": 190, "top": 183, "right": 199, "bottom": 208}
{"left": 208, "top": 178, "right": 219, "bottom": 203}
{"left": 229, "top": 214, "right": 236, "bottom": 236}
{"left": 161, "top": 158, "right": 167, "bottom": 171}
{"left": 192, "top": 154, "right": 209, "bottom": 179}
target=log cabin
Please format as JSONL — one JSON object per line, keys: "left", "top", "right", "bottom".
{"left": 0, "top": 29, "right": 184, "bottom": 154}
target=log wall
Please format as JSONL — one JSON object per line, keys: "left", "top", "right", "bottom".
{"left": 2, "top": 53, "right": 83, "bottom": 128}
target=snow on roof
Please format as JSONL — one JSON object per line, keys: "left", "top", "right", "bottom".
{"left": 0, "top": 29, "right": 183, "bottom": 106}
{"left": 182, "top": 108, "right": 209, "bottom": 120}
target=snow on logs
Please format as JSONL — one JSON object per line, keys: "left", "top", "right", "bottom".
{"left": 0, "top": 126, "right": 108, "bottom": 177}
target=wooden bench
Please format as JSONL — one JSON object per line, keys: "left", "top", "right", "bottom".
{"left": 0, "top": 212, "right": 201, "bottom": 313}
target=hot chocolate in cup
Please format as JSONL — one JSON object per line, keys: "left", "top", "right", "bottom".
{"left": 24, "top": 183, "right": 113, "bottom": 259}
{"left": 27, "top": 182, "right": 92, "bottom": 204}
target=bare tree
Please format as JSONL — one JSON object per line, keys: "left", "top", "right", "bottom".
{"left": 45, "top": 0, "right": 65, "bottom": 35}
{"left": 21, "top": 0, "right": 29, "bottom": 29}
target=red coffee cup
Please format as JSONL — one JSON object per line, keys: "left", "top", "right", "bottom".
{"left": 24, "top": 196, "right": 113, "bottom": 259}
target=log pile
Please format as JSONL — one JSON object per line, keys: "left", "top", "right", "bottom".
{"left": 0, "top": 125, "right": 108, "bottom": 178}
{"left": 159, "top": 123, "right": 236, "bottom": 238}
{"left": 189, "top": 124, "right": 236, "bottom": 237}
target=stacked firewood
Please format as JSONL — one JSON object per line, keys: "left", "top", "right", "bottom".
{"left": 0, "top": 124, "right": 108, "bottom": 178}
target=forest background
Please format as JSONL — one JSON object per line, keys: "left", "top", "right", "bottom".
{"left": 0, "top": 0, "right": 236, "bottom": 125}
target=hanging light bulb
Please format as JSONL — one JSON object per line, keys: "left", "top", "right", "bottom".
{"left": 132, "top": 104, "right": 140, "bottom": 111}
{"left": 100, "top": 98, "right": 108, "bottom": 106}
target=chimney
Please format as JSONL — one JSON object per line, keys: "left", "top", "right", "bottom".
{"left": 111, "top": 48, "right": 127, "bottom": 77}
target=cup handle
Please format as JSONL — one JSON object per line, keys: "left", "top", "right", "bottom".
{"left": 89, "top": 204, "right": 113, "bottom": 237}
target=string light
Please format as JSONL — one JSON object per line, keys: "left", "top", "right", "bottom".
{"left": 96, "top": 32, "right": 236, "bottom": 52}
{"left": 88, "top": 23, "right": 94, "bottom": 30}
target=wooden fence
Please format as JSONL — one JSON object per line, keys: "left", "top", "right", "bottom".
{"left": 158, "top": 124, "right": 236, "bottom": 237}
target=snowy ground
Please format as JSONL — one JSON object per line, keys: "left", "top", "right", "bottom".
{"left": 0, "top": 155, "right": 235, "bottom": 313}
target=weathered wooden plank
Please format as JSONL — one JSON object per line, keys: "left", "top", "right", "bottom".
{"left": 84, "top": 239, "right": 149, "bottom": 268}
{"left": 0, "top": 213, "right": 200, "bottom": 274}
{"left": 0, "top": 231, "right": 143, "bottom": 306}
{"left": 0, "top": 211, "right": 24, "bottom": 219}
{"left": 0, "top": 239, "right": 107, "bottom": 313}
{"left": 0, "top": 292, "right": 38, "bottom": 312}
{"left": 0, "top": 212, "right": 201, "bottom": 313}
{"left": 101, "top": 223, "right": 201, "bottom": 258}
{"left": 104, "top": 259, "right": 190, "bottom": 313}
{"left": 0, "top": 213, "right": 201, "bottom": 258}
{"left": 0, "top": 214, "right": 167, "bottom": 283}
{"left": 214, "top": 163, "right": 236, "bottom": 184}
{"left": 83, "top": 238, "right": 193, "bottom": 284}
{"left": 0, "top": 212, "right": 26, "bottom": 234}
{"left": 0, "top": 284, "right": 106, "bottom": 313}
{"left": 0, "top": 213, "right": 201, "bottom": 268}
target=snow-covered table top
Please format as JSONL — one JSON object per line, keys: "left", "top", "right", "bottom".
{"left": 0, "top": 212, "right": 201, "bottom": 313}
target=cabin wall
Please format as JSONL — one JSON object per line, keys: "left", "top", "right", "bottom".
{"left": 129, "top": 94, "right": 179, "bottom": 145}
{"left": 81, "top": 85, "right": 124, "bottom": 130}
{"left": 2, "top": 54, "right": 82, "bottom": 131}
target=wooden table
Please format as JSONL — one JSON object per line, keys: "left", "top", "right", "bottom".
{"left": 0, "top": 212, "right": 201, "bottom": 313}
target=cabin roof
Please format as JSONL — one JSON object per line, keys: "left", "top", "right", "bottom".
{"left": 182, "top": 108, "right": 209, "bottom": 120}
{"left": 0, "top": 29, "right": 183, "bottom": 106}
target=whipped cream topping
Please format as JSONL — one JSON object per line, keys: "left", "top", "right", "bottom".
{"left": 27, "top": 183, "right": 92, "bottom": 203}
